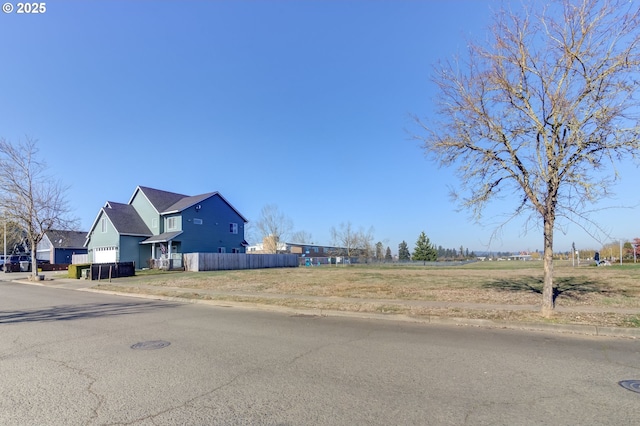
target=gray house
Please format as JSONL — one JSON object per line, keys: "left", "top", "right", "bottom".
{"left": 85, "top": 186, "right": 248, "bottom": 268}
{"left": 37, "top": 230, "right": 88, "bottom": 264}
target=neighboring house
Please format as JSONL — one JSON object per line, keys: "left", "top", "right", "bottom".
{"left": 287, "top": 243, "right": 346, "bottom": 257}
{"left": 246, "top": 240, "right": 288, "bottom": 254}
{"left": 84, "top": 186, "right": 248, "bottom": 268}
{"left": 247, "top": 239, "right": 345, "bottom": 257}
{"left": 245, "top": 235, "right": 289, "bottom": 253}
{"left": 36, "top": 230, "right": 88, "bottom": 264}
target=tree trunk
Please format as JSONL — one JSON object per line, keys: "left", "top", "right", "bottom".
{"left": 31, "top": 245, "right": 38, "bottom": 279}
{"left": 541, "top": 216, "right": 555, "bottom": 317}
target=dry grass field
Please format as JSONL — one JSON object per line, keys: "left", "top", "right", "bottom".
{"left": 95, "top": 261, "right": 640, "bottom": 328}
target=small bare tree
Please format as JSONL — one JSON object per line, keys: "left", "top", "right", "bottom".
{"left": 330, "top": 222, "right": 375, "bottom": 260}
{"left": 330, "top": 222, "right": 359, "bottom": 258}
{"left": 290, "top": 230, "right": 313, "bottom": 244}
{"left": 254, "top": 204, "right": 293, "bottom": 254}
{"left": 415, "top": 0, "right": 640, "bottom": 316}
{"left": 0, "top": 137, "right": 78, "bottom": 278}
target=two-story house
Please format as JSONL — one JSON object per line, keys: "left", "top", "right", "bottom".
{"left": 84, "top": 186, "right": 248, "bottom": 268}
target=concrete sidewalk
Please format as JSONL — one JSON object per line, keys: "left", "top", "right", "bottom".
{"left": 7, "top": 272, "right": 640, "bottom": 338}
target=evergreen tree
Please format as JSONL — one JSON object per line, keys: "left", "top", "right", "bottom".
{"left": 375, "top": 241, "right": 384, "bottom": 261}
{"left": 385, "top": 246, "right": 392, "bottom": 261}
{"left": 413, "top": 231, "right": 438, "bottom": 262}
{"left": 398, "top": 241, "right": 411, "bottom": 261}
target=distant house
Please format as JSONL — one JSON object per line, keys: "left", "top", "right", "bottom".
{"left": 246, "top": 239, "right": 347, "bottom": 257}
{"left": 286, "top": 242, "right": 347, "bottom": 257}
{"left": 84, "top": 186, "right": 248, "bottom": 268}
{"left": 245, "top": 235, "right": 288, "bottom": 254}
{"left": 36, "top": 230, "right": 88, "bottom": 264}
{"left": 508, "top": 254, "right": 533, "bottom": 261}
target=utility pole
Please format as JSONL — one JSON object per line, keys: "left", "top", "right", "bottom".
{"left": 3, "top": 215, "right": 6, "bottom": 272}
{"left": 620, "top": 239, "right": 623, "bottom": 265}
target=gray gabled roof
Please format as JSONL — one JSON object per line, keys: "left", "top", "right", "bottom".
{"left": 45, "top": 230, "right": 88, "bottom": 249}
{"left": 133, "top": 186, "right": 188, "bottom": 213}
{"left": 102, "top": 202, "right": 152, "bottom": 236}
{"left": 164, "top": 192, "right": 248, "bottom": 222}
{"left": 163, "top": 192, "right": 216, "bottom": 214}
{"left": 134, "top": 186, "right": 249, "bottom": 222}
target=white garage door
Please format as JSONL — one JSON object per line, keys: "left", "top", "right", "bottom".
{"left": 94, "top": 246, "right": 117, "bottom": 263}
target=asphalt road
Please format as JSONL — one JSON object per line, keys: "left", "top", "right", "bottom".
{"left": 1, "top": 281, "right": 639, "bottom": 425}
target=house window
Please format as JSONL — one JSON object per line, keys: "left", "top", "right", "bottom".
{"left": 101, "top": 218, "right": 107, "bottom": 233}
{"left": 232, "top": 248, "right": 240, "bottom": 253}
{"left": 230, "top": 223, "right": 238, "bottom": 234}
{"left": 152, "top": 218, "right": 158, "bottom": 228}
{"left": 218, "top": 247, "right": 226, "bottom": 253}
{"left": 167, "top": 217, "right": 177, "bottom": 230}
{"left": 193, "top": 218, "right": 203, "bottom": 225}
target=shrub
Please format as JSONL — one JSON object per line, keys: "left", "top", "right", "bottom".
{"left": 68, "top": 263, "right": 91, "bottom": 279}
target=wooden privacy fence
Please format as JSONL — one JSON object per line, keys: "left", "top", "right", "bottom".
{"left": 91, "top": 262, "right": 136, "bottom": 280}
{"left": 184, "top": 253, "right": 298, "bottom": 271}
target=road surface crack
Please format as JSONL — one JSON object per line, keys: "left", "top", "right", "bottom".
{"left": 35, "top": 353, "right": 104, "bottom": 424}
{"left": 106, "top": 366, "right": 262, "bottom": 425}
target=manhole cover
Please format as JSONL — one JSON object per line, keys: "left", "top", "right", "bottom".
{"left": 131, "top": 340, "right": 171, "bottom": 350}
{"left": 618, "top": 380, "right": 640, "bottom": 394}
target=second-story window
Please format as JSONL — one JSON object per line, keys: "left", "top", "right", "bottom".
{"left": 229, "top": 223, "right": 238, "bottom": 234}
{"left": 167, "top": 217, "right": 177, "bottom": 230}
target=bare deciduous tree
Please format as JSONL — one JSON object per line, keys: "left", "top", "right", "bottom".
{"left": 0, "top": 137, "right": 78, "bottom": 278}
{"left": 330, "top": 222, "right": 359, "bottom": 258}
{"left": 357, "top": 226, "right": 375, "bottom": 261}
{"left": 330, "top": 222, "right": 375, "bottom": 260}
{"left": 254, "top": 204, "right": 293, "bottom": 254}
{"left": 415, "top": 0, "right": 640, "bottom": 316}
{"left": 291, "top": 230, "right": 313, "bottom": 244}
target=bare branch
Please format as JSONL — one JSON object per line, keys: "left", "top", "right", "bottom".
{"left": 414, "top": 0, "right": 640, "bottom": 315}
{"left": 254, "top": 204, "right": 294, "bottom": 254}
{"left": 0, "top": 137, "right": 78, "bottom": 277}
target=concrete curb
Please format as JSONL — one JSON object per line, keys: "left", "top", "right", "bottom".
{"left": 8, "top": 277, "right": 640, "bottom": 339}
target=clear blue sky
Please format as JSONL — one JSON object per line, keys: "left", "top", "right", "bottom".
{"left": 1, "top": 1, "right": 638, "bottom": 254}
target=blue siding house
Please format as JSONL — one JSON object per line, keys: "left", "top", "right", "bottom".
{"left": 85, "top": 186, "right": 248, "bottom": 268}
{"left": 37, "top": 230, "right": 88, "bottom": 264}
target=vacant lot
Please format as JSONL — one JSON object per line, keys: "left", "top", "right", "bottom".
{"left": 95, "top": 261, "right": 640, "bottom": 327}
